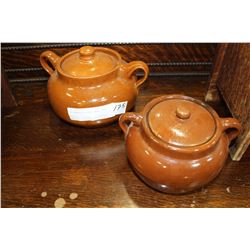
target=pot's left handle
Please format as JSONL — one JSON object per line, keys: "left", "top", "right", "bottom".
{"left": 221, "top": 117, "right": 241, "bottom": 143}
{"left": 40, "top": 51, "right": 60, "bottom": 76}
{"left": 119, "top": 112, "right": 143, "bottom": 135}
{"left": 123, "top": 61, "right": 149, "bottom": 88}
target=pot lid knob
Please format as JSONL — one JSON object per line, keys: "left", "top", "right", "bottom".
{"left": 175, "top": 106, "right": 191, "bottom": 119}
{"left": 79, "top": 46, "right": 95, "bottom": 61}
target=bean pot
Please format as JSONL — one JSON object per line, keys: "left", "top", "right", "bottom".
{"left": 119, "top": 95, "right": 241, "bottom": 194}
{"left": 40, "top": 46, "right": 149, "bottom": 127}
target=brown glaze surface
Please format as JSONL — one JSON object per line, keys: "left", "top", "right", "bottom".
{"left": 119, "top": 95, "right": 241, "bottom": 194}
{"left": 40, "top": 46, "right": 149, "bottom": 127}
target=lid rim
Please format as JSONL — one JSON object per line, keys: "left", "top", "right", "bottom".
{"left": 57, "top": 47, "right": 122, "bottom": 79}
{"left": 145, "top": 97, "right": 217, "bottom": 148}
{"left": 141, "top": 95, "right": 222, "bottom": 153}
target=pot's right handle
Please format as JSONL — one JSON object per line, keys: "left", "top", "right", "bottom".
{"left": 123, "top": 61, "right": 149, "bottom": 88}
{"left": 40, "top": 51, "right": 61, "bottom": 76}
{"left": 119, "top": 112, "right": 143, "bottom": 134}
{"left": 221, "top": 117, "right": 241, "bottom": 143}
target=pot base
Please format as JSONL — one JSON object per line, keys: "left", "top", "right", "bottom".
{"left": 132, "top": 166, "right": 203, "bottom": 194}
{"left": 58, "top": 115, "right": 119, "bottom": 128}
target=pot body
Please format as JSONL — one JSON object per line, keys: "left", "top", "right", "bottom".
{"left": 48, "top": 69, "right": 139, "bottom": 127}
{"left": 125, "top": 126, "right": 228, "bottom": 194}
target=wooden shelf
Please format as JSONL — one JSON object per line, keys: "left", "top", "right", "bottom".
{"left": 2, "top": 76, "right": 250, "bottom": 207}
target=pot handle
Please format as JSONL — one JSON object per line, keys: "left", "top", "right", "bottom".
{"left": 119, "top": 112, "right": 143, "bottom": 134}
{"left": 40, "top": 51, "right": 60, "bottom": 76}
{"left": 123, "top": 61, "right": 149, "bottom": 88}
{"left": 221, "top": 117, "right": 241, "bottom": 143}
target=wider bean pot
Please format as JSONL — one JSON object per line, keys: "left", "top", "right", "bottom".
{"left": 40, "top": 46, "right": 149, "bottom": 127}
{"left": 119, "top": 95, "right": 241, "bottom": 194}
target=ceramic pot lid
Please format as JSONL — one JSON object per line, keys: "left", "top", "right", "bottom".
{"left": 60, "top": 46, "right": 118, "bottom": 77}
{"left": 147, "top": 97, "right": 216, "bottom": 147}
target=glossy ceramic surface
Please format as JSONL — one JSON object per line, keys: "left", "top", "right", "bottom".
{"left": 40, "top": 46, "right": 149, "bottom": 127}
{"left": 119, "top": 95, "right": 241, "bottom": 194}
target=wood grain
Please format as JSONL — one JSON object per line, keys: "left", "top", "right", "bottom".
{"left": 206, "top": 44, "right": 250, "bottom": 160}
{"left": 2, "top": 43, "right": 216, "bottom": 82}
{"left": 1, "top": 68, "right": 17, "bottom": 107}
{"left": 2, "top": 76, "right": 250, "bottom": 208}
{"left": 205, "top": 44, "right": 228, "bottom": 102}
{"left": 1, "top": 43, "right": 216, "bottom": 68}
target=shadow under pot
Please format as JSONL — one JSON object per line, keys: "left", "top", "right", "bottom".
{"left": 119, "top": 95, "right": 241, "bottom": 194}
{"left": 40, "top": 46, "right": 149, "bottom": 127}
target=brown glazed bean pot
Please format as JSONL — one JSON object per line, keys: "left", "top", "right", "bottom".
{"left": 40, "top": 46, "right": 149, "bottom": 127}
{"left": 119, "top": 95, "right": 241, "bottom": 194}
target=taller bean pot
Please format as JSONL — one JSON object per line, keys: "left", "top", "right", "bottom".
{"left": 40, "top": 46, "right": 149, "bottom": 127}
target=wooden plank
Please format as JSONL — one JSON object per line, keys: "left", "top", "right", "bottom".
{"left": 4, "top": 62, "right": 212, "bottom": 80}
{"left": 1, "top": 68, "right": 17, "bottom": 107}
{"left": 205, "top": 44, "right": 228, "bottom": 102}
{"left": 206, "top": 43, "right": 250, "bottom": 161}
{"left": 217, "top": 44, "right": 250, "bottom": 160}
{"left": 1, "top": 43, "right": 216, "bottom": 68}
